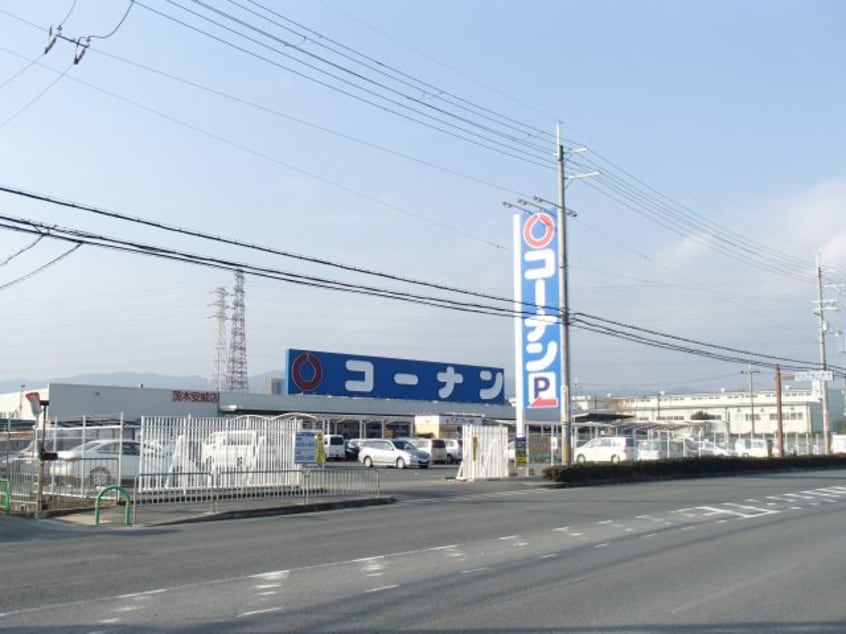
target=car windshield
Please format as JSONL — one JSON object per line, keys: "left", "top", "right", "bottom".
{"left": 393, "top": 440, "right": 415, "bottom": 450}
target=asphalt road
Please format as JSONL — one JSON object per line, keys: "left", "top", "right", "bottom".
{"left": 2, "top": 469, "right": 846, "bottom": 633}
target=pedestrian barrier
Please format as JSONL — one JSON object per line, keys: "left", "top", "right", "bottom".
{"left": 94, "top": 486, "right": 133, "bottom": 526}
{"left": 0, "top": 477, "right": 10, "bottom": 515}
{"left": 131, "top": 467, "right": 380, "bottom": 524}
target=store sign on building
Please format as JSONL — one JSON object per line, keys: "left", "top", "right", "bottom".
{"left": 286, "top": 349, "right": 505, "bottom": 404}
{"left": 513, "top": 211, "right": 563, "bottom": 411}
{"left": 171, "top": 390, "right": 220, "bottom": 403}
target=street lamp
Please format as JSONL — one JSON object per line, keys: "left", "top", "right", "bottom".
{"left": 18, "top": 384, "right": 25, "bottom": 419}
{"left": 656, "top": 390, "right": 666, "bottom": 421}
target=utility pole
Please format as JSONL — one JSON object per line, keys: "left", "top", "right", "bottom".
{"left": 554, "top": 123, "right": 598, "bottom": 465}
{"left": 775, "top": 365, "right": 784, "bottom": 457}
{"left": 741, "top": 365, "right": 761, "bottom": 435}
{"left": 556, "top": 124, "right": 572, "bottom": 466}
{"left": 815, "top": 255, "right": 832, "bottom": 454}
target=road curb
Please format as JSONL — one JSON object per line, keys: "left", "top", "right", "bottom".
{"left": 142, "top": 496, "right": 397, "bottom": 526}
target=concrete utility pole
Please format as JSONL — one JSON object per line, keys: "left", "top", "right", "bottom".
{"left": 775, "top": 365, "right": 785, "bottom": 457}
{"left": 556, "top": 124, "right": 572, "bottom": 466}
{"left": 554, "top": 124, "right": 598, "bottom": 465}
{"left": 815, "top": 255, "right": 832, "bottom": 454}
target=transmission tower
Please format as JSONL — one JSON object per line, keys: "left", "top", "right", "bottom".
{"left": 226, "top": 270, "right": 249, "bottom": 392}
{"left": 209, "top": 287, "right": 229, "bottom": 391}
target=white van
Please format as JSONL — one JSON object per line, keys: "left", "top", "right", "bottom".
{"left": 406, "top": 438, "right": 448, "bottom": 464}
{"left": 323, "top": 434, "right": 346, "bottom": 461}
{"left": 734, "top": 438, "right": 772, "bottom": 458}
{"left": 574, "top": 436, "right": 634, "bottom": 464}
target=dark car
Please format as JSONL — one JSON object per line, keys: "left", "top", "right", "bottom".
{"left": 345, "top": 438, "right": 367, "bottom": 461}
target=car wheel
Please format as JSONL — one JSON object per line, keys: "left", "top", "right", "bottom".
{"left": 576, "top": 454, "right": 586, "bottom": 464}
{"left": 363, "top": 456, "right": 374, "bottom": 468}
{"left": 446, "top": 454, "right": 455, "bottom": 465}
{"left": 88, "top": 467, "right": 111, "bottom": 488}
{"left": 396, "top": 457, "right": 406, "bottom": 469}
{"left": 610, "top": 455, "right": 620, "bottom": 464}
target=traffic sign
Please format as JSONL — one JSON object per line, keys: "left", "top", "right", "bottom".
{"left": 793, "top": 370, "right": 833, "bottom": 382}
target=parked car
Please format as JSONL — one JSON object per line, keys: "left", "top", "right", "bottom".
{"left": 573, "top": 436, "right": 634, "bottom": 464}
{"left": 323, "top": 434, "right": 346, "bottom": 461}
{"left": 405, "top": 438, "right": 448, "bottom": 464}
{"left": 692, "top": 439, "right": 731, "bottom": 457}
{"left": 201, "top": 430, "right": 266, "bottom": 471}
{"left": 51, "top": 439, "right": 142, "bottom": 487}
{"left": 442, "top": 438, "right": 463, "bottom": 463}
{"left": 358, "top": 439, "right": 430, "bottom": 469}
{"left": 636, "top": 439, "right": 684, "bottom": 461}
{"left": 345, "top": 438, "right": 368, "bottom": 461}
{"left": 734, "top": 438, "right": 772, "bottom": 458}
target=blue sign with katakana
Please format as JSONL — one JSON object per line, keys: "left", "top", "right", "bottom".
{"left": 286, "top": 349, "right": 506, "bottom": 404}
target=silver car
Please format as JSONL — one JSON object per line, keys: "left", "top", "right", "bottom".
{"left": 358, "top": 439, "right": 430, "bottom": 469}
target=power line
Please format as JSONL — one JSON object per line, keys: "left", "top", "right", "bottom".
{"left": 0, "top": 45, "right": 510, "bottom": 251}
{"left": 133, "top": 1, "right": 555, "bottom": 170}
{"left": 1, "top": 210, "right": 841, "bottom": 378}
{"left": 1, "top": 234, "right": 44, "bottom": 266}
{"left": 0, "top": 183, "right": 518, "bottom": 309}
{"left": 0, "top": 241, "right": 81, "bottom": 291}
{"left": 0, "top": 63, "right": 72, "bottom": 130}
{"left": 87, "top": 0, "right": 135, "bottom": 40}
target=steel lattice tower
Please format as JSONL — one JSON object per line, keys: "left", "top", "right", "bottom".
{"left": 209, "top": 287, "right": 229, "bottom": 391}
{"left": 226, "top": 270, "right": 249, "bottom": 392}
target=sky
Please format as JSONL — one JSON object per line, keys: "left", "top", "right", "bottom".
{"left": 1, "top": 0, "right": 845, "bottom": 396}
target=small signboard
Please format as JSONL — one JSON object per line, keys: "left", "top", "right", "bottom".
{"left": 515, "top": 436, "right": 528, "bottom": 466}
{"left": 294, "top": 430, "right": 325, "bottom": 465}
{"left": 794, "top": 370, "right": 833, "bottom": 382}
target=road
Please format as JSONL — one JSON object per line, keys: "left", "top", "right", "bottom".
{"left": 2, "top": 469, "right": 846, "bottom": 632}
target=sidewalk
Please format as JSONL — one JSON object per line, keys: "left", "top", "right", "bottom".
{"left": 46, "top": 495, "right": 396, "bottom": 528}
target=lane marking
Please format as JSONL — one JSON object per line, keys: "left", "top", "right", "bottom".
{"left": 366, "top": 585, "right": 398, "bottom": 593}
{"left": 239, "top": 606, "right": 285, "bottom": 618}
{"left": 461, "top": 567, "right": 490, "bottom": 575}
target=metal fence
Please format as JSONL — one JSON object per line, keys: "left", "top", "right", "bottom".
{"left": 131, "top": 467, "right": 380, "bottom": 524}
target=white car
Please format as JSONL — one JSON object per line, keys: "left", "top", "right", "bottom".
{"left": 734, "top": 438, "right": 772, "bottom": 458}
{"left": 442, "top": 438, "right": 463, "bottom": 463}
{"left": 51, "top": 439, "right": 142, "bottom": 487}
{"left": 636, "top": 439, "right": 684, "bottom": 461}
{"left": 405, "top": 438, "right": 448, "bottom": 464}
{"left": 358, "top": 439, "right": 430, "bottom": 469}
{"left": 574, "top": 437, "right": 634, "bottom": 464}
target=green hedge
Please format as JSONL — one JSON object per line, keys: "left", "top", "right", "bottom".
{"left": 543, "top": 454, "right": 846, "bottom": 485}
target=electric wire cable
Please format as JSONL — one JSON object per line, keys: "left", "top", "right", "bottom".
{"left": 1, "top": 211, "right": 841, "bottom": 378}
{"left": 0, "top": 241, "right": 81, "bottom": 291}
{"left": 0, "top": 62, "right": 72, "bottom": 130}
{"left": 134, "top": 1, "right": 555, "bottom": 170}
{"left": 0, "top": 45, "right": 509, "bottom": 251}
{"left": 87, "top": 0, "right": 135, "bottom": 40}
{"left": 184, "top": 0, "right": 554, "bottom": 157}
{"left": 0, "top": 234, "right": 44, "bottom": 266}
{"left": 0, "top": 54, "right": 42, "bottom": 92}
{"left": 229, "top": 0, "right": 558, "bottom": 152}
{"left": 57, "top": 0, "right": 78, "bottom": 27}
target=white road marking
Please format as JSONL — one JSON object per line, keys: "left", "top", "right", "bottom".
{"left": 365, "top": 585, "right": 398, "bottom": 593}
{"left": 239, "top": 606, "right": 285, "bottom": 618}
{"left": 461, "top": 567, "right": 490, "bottom": 575}
{"left": 594, "top": 543, "right": 609, "bottom": 549}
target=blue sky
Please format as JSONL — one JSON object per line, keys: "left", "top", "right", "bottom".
{"left": 1, "top": 0, "right": 844, "bottom": 395}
